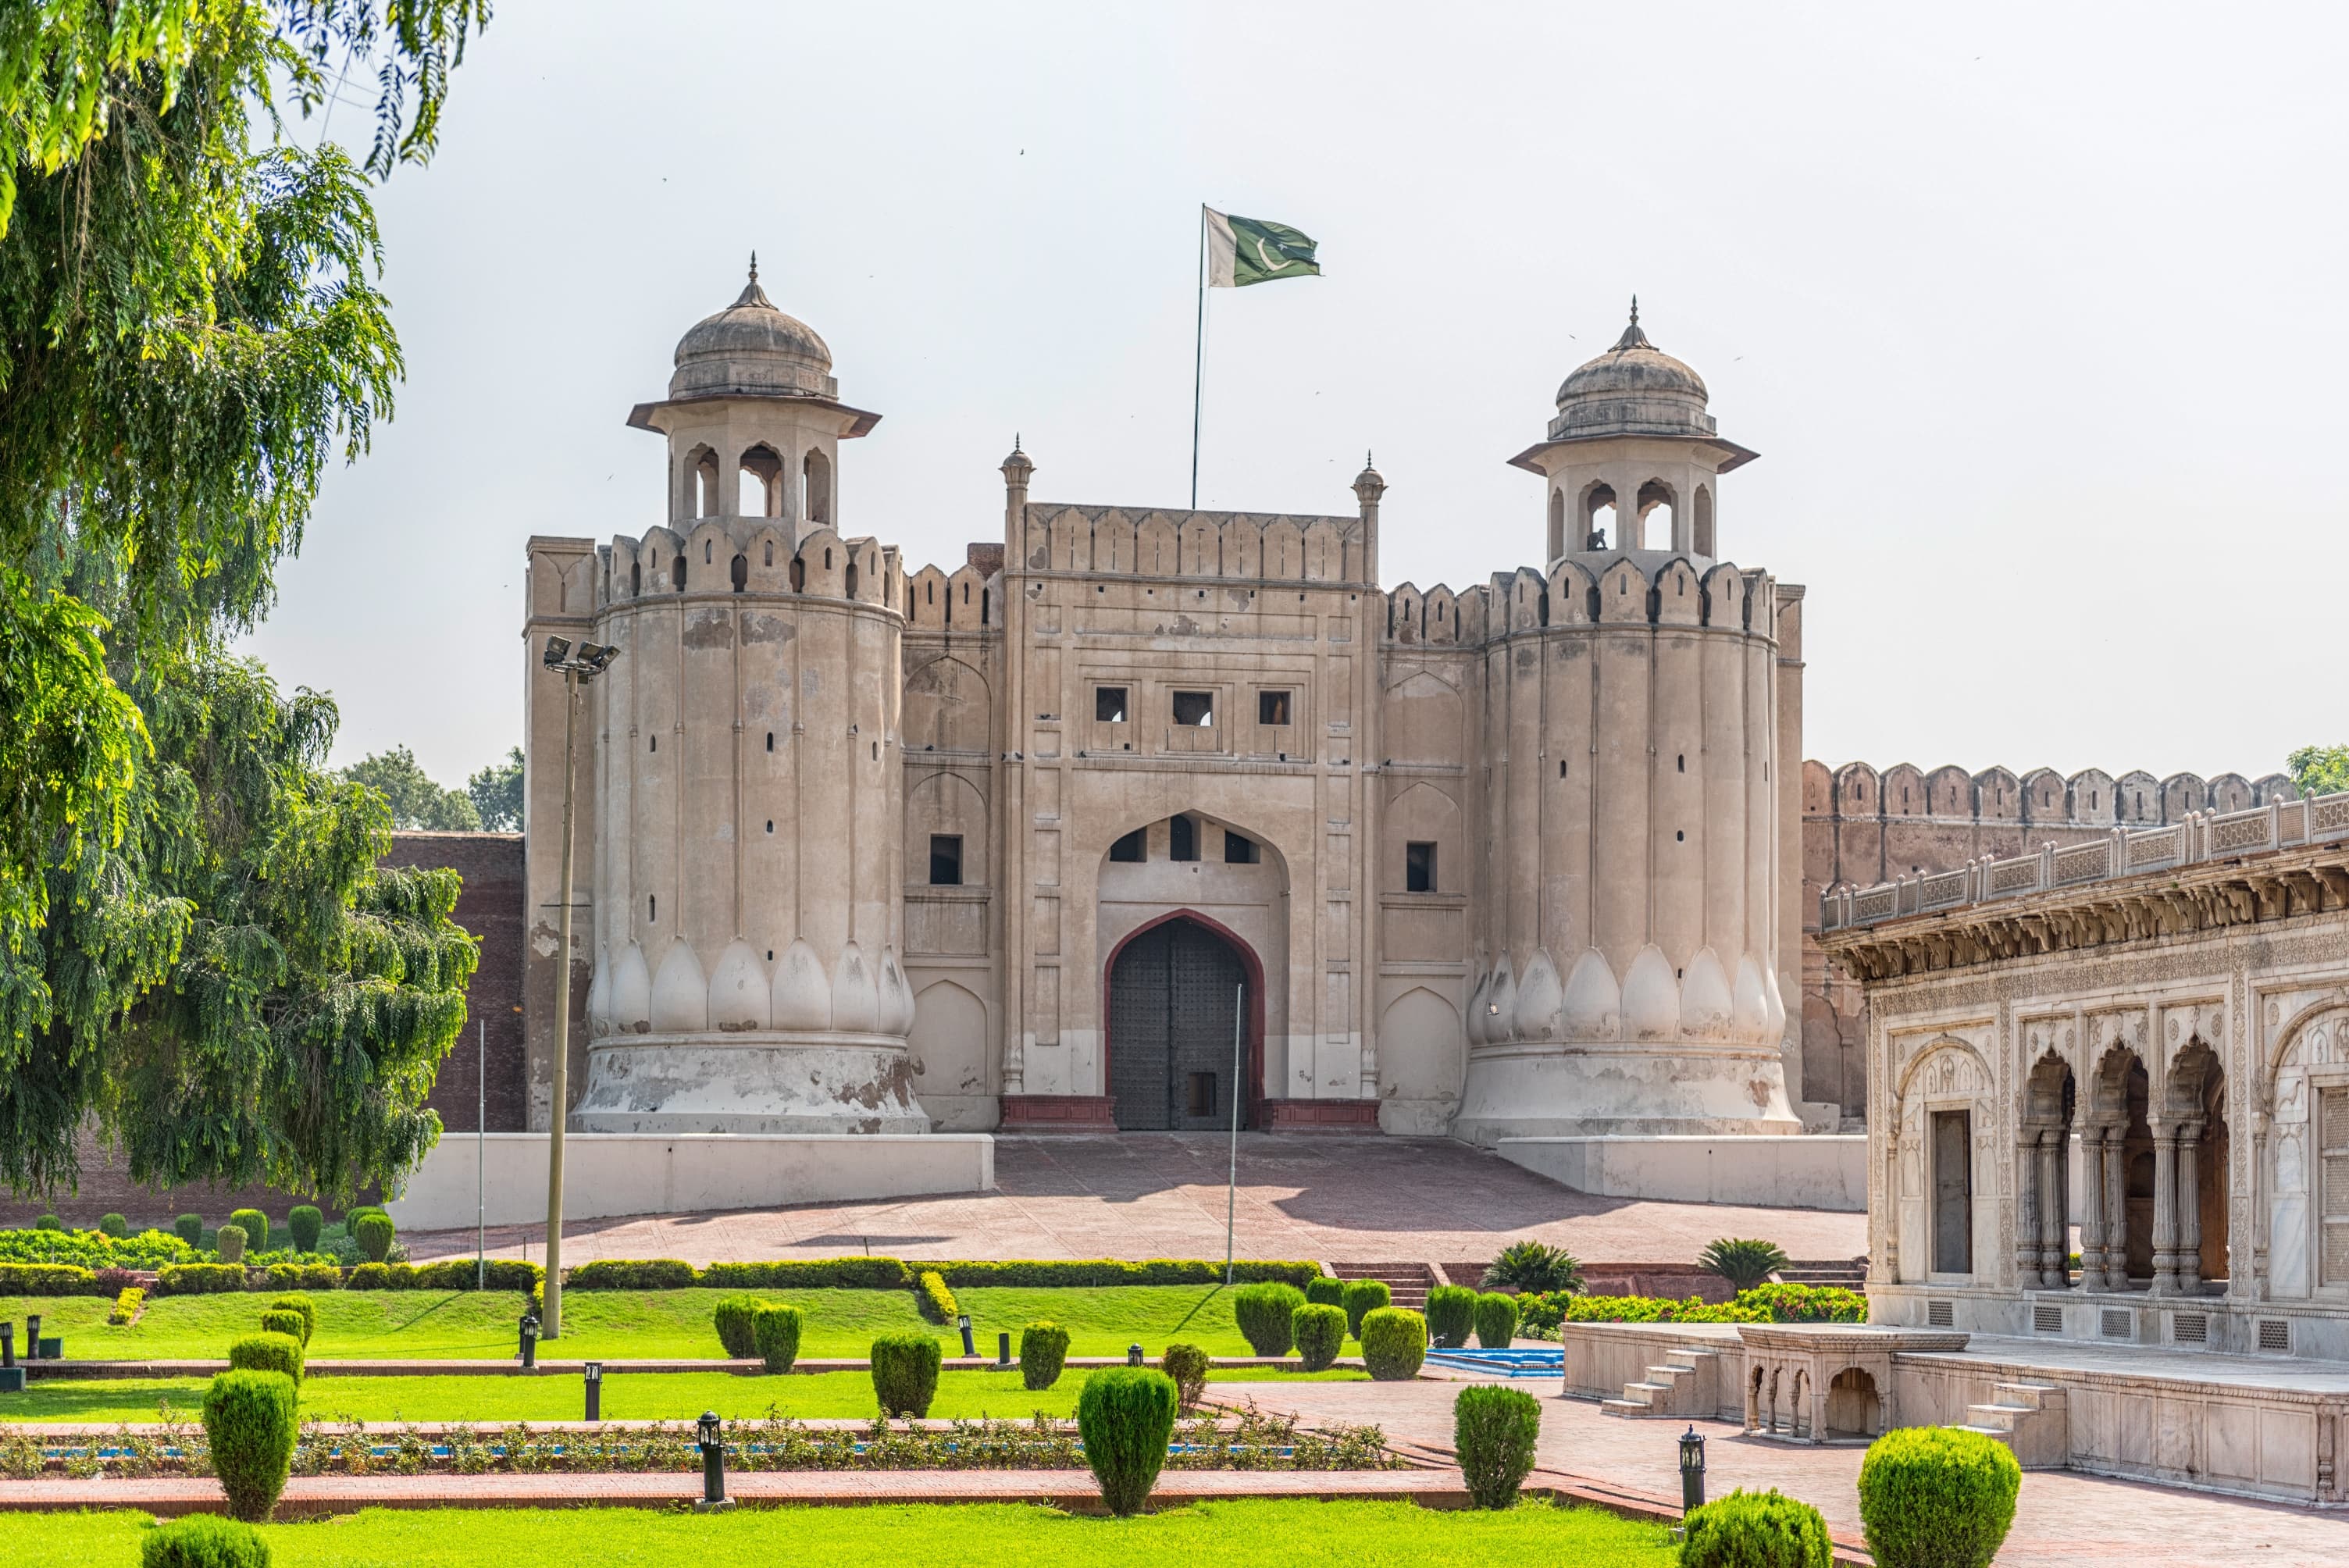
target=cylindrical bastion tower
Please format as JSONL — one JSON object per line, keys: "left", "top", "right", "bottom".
{"left": 572, "top": 264, "right": 927, "bottom": 1133}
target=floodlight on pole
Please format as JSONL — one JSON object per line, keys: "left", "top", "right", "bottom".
{"left": 537, "top": 634, "right": 618, "bottom": 1340}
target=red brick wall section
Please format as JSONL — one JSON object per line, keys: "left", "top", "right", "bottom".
{"left": 0, "top": 832, "right": 525, "bottom": 1228}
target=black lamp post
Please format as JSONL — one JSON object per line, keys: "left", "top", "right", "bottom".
{"left": 994, "top": 1331, "right": 1013, "bottom": 1370}
{"left": 2, "top": 1322, "right": 13, "bottom": 1367}
{"left": 24, "top": 1314, "right": 40, "bottom": 1361}
{"left": 957, "top": 1313, "right": 975, "bottom": 1358}
{"left": 519, "top": 1309, "right": 540, "bottom": 1370}
{"left": 1127, "top": 1342, "right": 1145, "bottom": 1367}
{"left": 1678, "top": 1424, "right": 1706, "bottom": 1513}
{"left": 694, "top": 1409, "right": 734, "bottom": 1512}
{"left": 583, "top": 1361, "right": 602, "bottom": 1422}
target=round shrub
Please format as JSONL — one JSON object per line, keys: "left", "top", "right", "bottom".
{"left": 870, "top": 1333, "right": 943, "bottom": 1418}
{"left": 142, "top": 1513, "right": 273, "bottom": 1568}
{"left": 228, "top": 1209, "right": 269, "bottom": 1253}
{"left": 1424, "top": 1284, "right": 1477, "bottom": 1348}
{"left": 1340, "top": 1278, "right": 1389, "bottom": 1338}
{"left": 1292, "top": 1303, "right": 1346, "bottom": 1371}
{"left": 712, "top": 1295, "right": 761, "bottom": 1359}
{"left": 99, "top": 1213, "right": 129, "bottom": 1238}
{"left": 34, "top": 1213, "right": 61, "bottom": 1230}
{"left": 286, "top": 1206, "right": 323, "bottom": 1255}
{"left": 1681, "top": 1488, "right": 1832, "bottom": 1568}
{"left": 1473, "top": 1292, "right": 1520, "bottom": 1349}
{"left": 258, "top": 1310, "right": 307, "bottom": 1345}
{"left": 1359, "top": 1306, "right": 1425, "bottom": 1381}
{"left": 1857, "top": 1427, "right": 2019, "bottom": 1568}
{"left": 1020, "top": 1320, "right": 1071, "bottom": 1391}
{"left": 229, "top": 1331, "right": 305, "bottom": 1387}
{"left": 214, "top": 1224, "right": 248, "bottom": 1264}
{"left": 174, "top": 1213, "right": 205, "bottom": 1247}
{"left": 1076, "top": 1367, "right": 1178, "bottom": 1517}
{"left": 1304, "top": 1276, "right": 1346, "bottom": 1307}
{"left": 266, "top": 1295, "right": 315, "bottom": 1347}
{"left": 351, "top": 1213, "right": 395, "bottom": 1263}
{"left": 1454, "top": 1384, "right": 1542, "bottom": 1509}
{"left": 1160, "top": 1342, "right": 1210, "bottom": 1412}
{"left": 752, "top": 1303, "right": 804, "bottom": 1374}
{"left": 1231, "top": 1281, "right": 1304, "bottom": 1357}
{"left": 202, "top": 1368, "right": 298, "bottom": 1522}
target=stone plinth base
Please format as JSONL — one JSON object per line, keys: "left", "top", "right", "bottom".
{"left": 1498, "top": 1134, "right": 1867, "bottom": 1211}
{"left": 1264, "top": 1098, "right": 1381, "bottom": 1132}
{"left": 997, "top": 1094, "right": 1118, "bottom": 1133}
{"left": 572, "top": 1032, "right": 927, "bottom": 1135}
{"left": 1453, "top": 1046, "right": 1804, "bottom": 1146}
{"left": 384, "top": 1132, "right": 994, "bottom": 1229}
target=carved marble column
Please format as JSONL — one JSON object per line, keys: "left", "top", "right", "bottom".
{"left": 2102, "top": 1130, "right": 2128, "bottom": 1290}
{"left": 2176, "top": 1119, "right": 2203, "bottom": 1292}
{"left": 2016, "top": 1124, "right": 2044, "bottom": 1286}
{"left": 2151, "top": 1123, "right": 2180, "bottom": 1294}
{"left": 2038, "top": 1130, "right": 2068, "bottom": 1287}
{"left": 2077, "top": 1124, "right": 2109, "bottom": 1288}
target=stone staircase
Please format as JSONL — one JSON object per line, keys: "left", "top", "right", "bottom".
{"left": 1957, "top": 1381, "right": 2069, "bottom": 1469}
{"left": 1775, "top": 1257, "right": 1869, "bottom": 1288}
{"left": 1328, "top": 1260, "right": 1435, "bottom": 1312}
{"left": 1599, "top": 1348, "right": 1723, "bottom": 1420}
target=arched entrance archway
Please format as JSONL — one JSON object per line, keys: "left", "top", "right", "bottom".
{"left": 1104, "top": 913, "right": 1261, "bottom": 1131}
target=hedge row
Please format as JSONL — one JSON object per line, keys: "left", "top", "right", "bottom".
{"left": 567, "top": 1256, "right": 1324, "bottom": 1290}
{"left": 1517, "top": 1281, "right": 1867, "bottom": 1333}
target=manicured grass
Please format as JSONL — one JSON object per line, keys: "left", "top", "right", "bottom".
{"left": 0, "top": 1368, "right": 1367, "bottom": 1425}
{"left": 0, "top": 1284, "right": 1265, "bottom": 1361}
{"left": 9, "top": 1499, "right": 1677, "bottom": 1566}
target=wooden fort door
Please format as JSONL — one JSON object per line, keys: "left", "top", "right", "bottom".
{"left": 1107, "top": 919, "right": 1247, "bottom": 1131}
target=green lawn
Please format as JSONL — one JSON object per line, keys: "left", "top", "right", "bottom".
{"left": 0, "top": 1367, "right": 1367, "bottom": 1425}
{"left": 0, "top": 1285, "right": 1270, "bottom": 1362}
{"left": 12, "top": 1500, "right": 1677, "bottom": 1566}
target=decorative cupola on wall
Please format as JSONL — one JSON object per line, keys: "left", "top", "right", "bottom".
{"left": 626, "top": 255, "right": 882, "bottom": 543}
{"left": 1510, "top": 299, "right": 1757, "bottom": 565}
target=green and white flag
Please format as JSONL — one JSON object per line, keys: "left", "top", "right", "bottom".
{"left": 1204, "top": 207, "right": 1321, "bottom": 287}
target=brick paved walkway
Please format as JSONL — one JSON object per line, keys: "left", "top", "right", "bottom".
{"left": 1211, "top": 1377, "right": 2349, "bottom": 1566}
{"left": 405, "top": 1134, "right": 1866, "bottom": 1267}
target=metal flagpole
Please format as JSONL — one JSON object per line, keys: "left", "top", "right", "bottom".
{"left": 1191, "top": 205, "right": 1207, "bottom": 509}
{"left": 476, "top": 1019, "right": 486, "bottom": 1289}
{"left": 1226, "top": 980, "right": 1243, "bottom": 1285}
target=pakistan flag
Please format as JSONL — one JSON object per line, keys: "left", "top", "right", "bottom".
{"left": 1204, "top": 208, "right": 1321, "bottom": 287}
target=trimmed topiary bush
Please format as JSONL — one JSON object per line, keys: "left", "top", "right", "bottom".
{"left": 345, "top": 1261, "right": 412, "bottom": 1290}
{"left": 1292, "top": 1303, "right": 1346, "bottom": 1371}
{"left": 1340, "top": 1278, "right": 1389, "bottom": 1338}
{"left": 1076, "top": 1367, "right": 1179, "bottom": 1517}
{"left": 99, "top": 1213, "right": 128, "bottom": 1238}
{"left": 1424, "top": 1284, "right": 1477, "bottom": 1348}
{"left": 154, "top": 1263, "right": 248, "bottom": 1296}
{"left": 174, "top": 1213, "right": 205, "bottom": 1247}
{"left": 1473, "top": 1292, "right": 1520, "bottom": 1349}
{"left": 870, "top": 1333, "right": 943, "bottom": 1418}
{"left": 751, "top": 1303, "right": 804, "bottom": 1373}
{"left": 915, "top": 1269, "right": 958, "bottom": 1324}
{"left": 1304, "top": 1275, "right": 1345, "bottom": 1307}
{"left": 34, "top": 1213, "right": 61, "bottom": 1230}
{"left": 1160, "top": 1342, "right": 1210, "bottom": 1412}
{"left": 563, "top": 1258, "right": 696, "bottom": 1290}
{"left": 286, "top": 1206, "right": 323, "bottom": 1255}
{"left": 1454, "top": 1384, "right": 1542, "bottom": 1509}
{"left": 228, "top": 1210, "right": 269, "bottom": 1254}
{"left": 1681, "top": 1488, "right": 1833, "bottom": 1568}
{"left": 229, "top": 1331, "right": 305, "bottom": 1386}
{"left": 713, "top": 1295, "right": 761, "bottom": 1358}
{"left": 258, "top": 1309, "right": 307, "bottom": 1345}
{"left": 351, "top": 1213, "right": 395, "bottom": 1264}
{"left": 1232, "top": 1281, "right": 1304, "bottom": 1356}
{"left": 202, "top": 1369, "right": 298, "bottom": 1521}
{"left": 0, "top": 1263, "right": 98, "bottom": 1295}
{"left": 266, "top": 1295, "right": 315, "bottom": 1347}
{"left": 1359, "top": 1306, "right": 1426, "bottom": 1381}
{"left": 1020, "top": 1320, "right": 1071, "bottom": 1391}
{"left": 142, "top": 1512, "right": 273, "bottom": 1568}
{"left": 1857, "top": 1426, "right": 2020, "bottom": 1568}
{"left": 213, "top": 1224, "right": 248, "bottom": 1264}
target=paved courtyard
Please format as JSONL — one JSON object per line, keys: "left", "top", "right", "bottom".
{"left": 406, "top": 1132, "right": 1866, "bottom": 1267}
{"left": 1221, "top": 1375, "right": 2348, "bottom": 1566}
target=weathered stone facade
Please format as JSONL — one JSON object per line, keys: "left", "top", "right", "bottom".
{"left": 522, "top": 276, "right": 1813, "bottom": 1144}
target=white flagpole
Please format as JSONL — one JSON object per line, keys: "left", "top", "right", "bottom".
{"left": 1191, "top": 205, "right": 1207, "bottom": 510}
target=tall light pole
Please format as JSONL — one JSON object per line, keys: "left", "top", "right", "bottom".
{"left": 538, "top": 636, "right": 616, "bottom": 1339}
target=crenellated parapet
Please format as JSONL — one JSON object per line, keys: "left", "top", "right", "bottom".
{"left": 1805, "top": 759, "right": 2297, "bottom": 832}
{"left": 1014, "top": 504, "right": 1370, "bottom": 584}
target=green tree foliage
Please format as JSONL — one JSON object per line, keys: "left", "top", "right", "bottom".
{"left": 1698, "top": 1237, "right": 1791, "bottom": 1292}
{"left": 468, "top": 746, "right": 523, "bottom": 831}
{"left": 340, "top": 746, "right": 480, "bottom": 830}
{"left": 2287, "top": 744, "right": 2349, "bottom": 799}
{"left": 0, "top": 7, "right": 490, "bottom": 1205}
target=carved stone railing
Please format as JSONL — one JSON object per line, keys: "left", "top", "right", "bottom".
{"left": 1820, "top": 791, "right": 2349, "bottom": 932}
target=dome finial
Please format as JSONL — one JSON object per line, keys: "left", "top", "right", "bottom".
{"left": 749, "top": 251, "right": 758, "bottom": 283}
{"left": 732, "top": 253, "right": 775, "bottom": 310}
{"left": 1613, "top": 294, "right": 1652, "bottom": 351}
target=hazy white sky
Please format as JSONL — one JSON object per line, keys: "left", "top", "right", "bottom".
{"left": 245, "top": 2, "right": 2349, "bottom": 790}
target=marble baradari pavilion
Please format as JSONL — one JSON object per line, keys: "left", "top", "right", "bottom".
{"left": 520, "top": 270, "right": 1815, "bottom": 1145}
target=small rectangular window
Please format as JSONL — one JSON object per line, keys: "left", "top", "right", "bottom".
{"left": 1172, "top": 690, "right": 1214, "bottom": 727}
{"left": 927, "top": 834, "right": 963, "bottom": 886}
{"left": 1405, "top": 841, "right": 1436, "bottom": 893}
{"left": 1224, "top": 831, "right": 1260, "bottom": 864}
{"left": 1095, "top": 686, "right": 1128, "bottom": 723}
{"left": 1257, "top": 690, "right": 1292, "bottom": 725}
{"left": 1170, "top": 814, "right": 1199, "bottom": 862}
{"left": 1109, "top": 828, "right": 1146, "bottom": 864}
